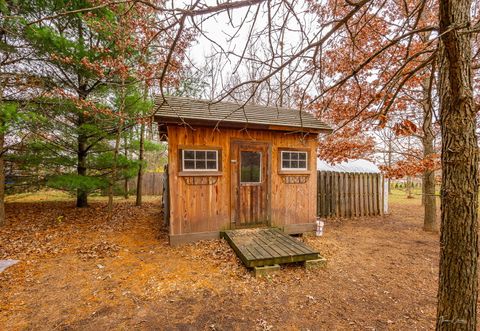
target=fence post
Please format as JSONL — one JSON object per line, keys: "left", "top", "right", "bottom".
{"left": 325, "top": 172, "right": 330, "bottom": 216}
{"left": 364, "top": 174, "right": 368, "bottom": 216}
{"left": 373, "top": 174, "right": 376, "bottom": 215}
{"left": 346, "top": 173, "right": 351, "bottom": 217}
{"left": 376, "top": 174, "right": 381, "bottom": 215}
{"left": 333, "top": 172, "right": 338, "bottom": 217}
{"left": 344, "top": 173, "right": 349, "bottom": 217}
{"left": 352, "top": 173, "right": 356, "bottom": 217}
{"left": 368, "top": 174, "right": 375, "bottom": 216}
{"left": 322, "top": 171, "right": 326, "bottom": 217}
{"left": 351, "top": 173, "right": 354, "bottom": 217}
{"left": 379, "top": 174, "right": 384, "bottom": 216}
{"left": 317, "top": 171, "right": 323, "bottom": 216}
{"left": 339, "top": 173, "right": 344, "bottom": 217}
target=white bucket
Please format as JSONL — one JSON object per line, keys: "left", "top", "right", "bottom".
{"left": 316, "top": 219, "right": 325, "bottom": 237}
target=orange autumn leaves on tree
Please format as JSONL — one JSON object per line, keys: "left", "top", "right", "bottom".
{"left": 380, "top": 153, "right": 440, "bottom": 179}
{"left": 304, "top": 0, "right": 438, "bottom": 163}
{"left": 317, "top": 126, "right": 375, "bottom": 163}
{"left": 381, "top": 118, "right": 440, "bottom": 178}
{"left": 309, "top": 0, "right": 437, "bottom": 112}
{"left": 392, "top": 119, "right": 418, "bottom": 136}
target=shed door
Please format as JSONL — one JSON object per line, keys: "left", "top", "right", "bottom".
{"left": 231, "top": 141, "right": 270, "bottom": 227}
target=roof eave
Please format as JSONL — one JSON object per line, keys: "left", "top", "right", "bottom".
{"left": 154, "top": 115, "right": 331, "bottom": 134}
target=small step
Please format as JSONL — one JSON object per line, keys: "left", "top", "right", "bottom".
{"left": 221, "top": 228, "right": 320, "bottom": 268}
{"left": 304, "top": 257, "right": 327, "bottom": 269}
{"left": 254, "top": 264, "right": 280, "bottom": 277}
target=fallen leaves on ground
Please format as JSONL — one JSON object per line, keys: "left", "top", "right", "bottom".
{"left": 0, "top": 197, "right": 442, "bottom": 330}
{"left": 76, "top": 241, "right": 121, "bottom": 260}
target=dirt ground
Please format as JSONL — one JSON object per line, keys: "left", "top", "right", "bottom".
{"left": 0, "top": 193, "right": 441, "bottom": 330}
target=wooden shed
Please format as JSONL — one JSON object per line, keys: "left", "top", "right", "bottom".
{"left": 155, "top": 96, "right": 332, "bottom": 245}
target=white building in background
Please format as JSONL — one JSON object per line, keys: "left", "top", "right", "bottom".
{"left": 317, "top": 159, "right": 381, "bottom": 174}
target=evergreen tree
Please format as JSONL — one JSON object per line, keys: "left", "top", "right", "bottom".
{"left": 15, "top": 0, "right": 127, "bottom": 206}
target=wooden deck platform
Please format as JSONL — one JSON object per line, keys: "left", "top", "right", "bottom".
{"left": 221, "top": 228, "right": 319, "bottom": 268}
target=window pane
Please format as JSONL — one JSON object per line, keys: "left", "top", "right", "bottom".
{"left": 207, "top": 161, "right": 217, "bottom": 169}
{"left": 184, "top": 160, "right": 195, "bottom": 169}
{"left": 182, "top": 149, "right": 220, "bottom": 171}
{"left": 195, "top": 160, "right": 206, "bottom": 169}
{"left": 206, "top": 151, "right": 216, "bottom": 160}
{"left": 281, "top": 151, "right": 308, "bottom": 169}
{"left": 195, "top": 150, "right": 206, "bottom": 160}
{"left": 241, "top": 151, "right": 261, "bottom": 183}
{"left": 184, "top": 150, "right": 194, "bottom": 159}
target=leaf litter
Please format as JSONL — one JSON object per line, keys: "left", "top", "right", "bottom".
{"left": 0, "top": 198, "right": 441, "bottom": 330}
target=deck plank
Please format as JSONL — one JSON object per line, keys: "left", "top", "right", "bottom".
{"left": 267, "top": 229, "right": 314, "bottom": 254}
{"left": 221, "top": 228, "right": 319, "bottom": 268}
{"left": 238, "top": 245, "right": 256, "bottom": 260}
{"left": 256, "top": 233, "right": 297, "bottom": 256}
{"left": 251, "top": 234, "right": 284, "bottom": 258}
{"left": 262, "top": 230, "right": 307, "bottom": 255}
{"left": 275, "top": 236, "right": 311, "bottom": 255}
{"left": 255, "top": 235, "right": 287, "bottom": 257}
{"left": 249, "top": 244, "right": 269, "bottom": 260}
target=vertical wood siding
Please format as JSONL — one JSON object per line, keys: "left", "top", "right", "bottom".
{"left": 167, "top": 126, "right": 318, "bottom": 236}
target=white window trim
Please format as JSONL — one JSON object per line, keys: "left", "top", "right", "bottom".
{"left": 182, "top": 149, "right": 219, "bottom": 171}
{"left": 240, "top": 151, "right": 262, "bottom": 184}
{"left": 280, "top": 150, "right": 308, "bottom": 171}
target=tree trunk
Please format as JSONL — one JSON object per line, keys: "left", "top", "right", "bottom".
{"left": 421, "top": 176, "right": 425, "bottom": 206}
{"left": 406, "top": 176, "right": 413, "bottom": 198}
{"left": 135, "top": 121, "right": 145, "bottom": 207}
{"left": 123, "top": 134, "right": 129, "bottom": 199}
{"left": 387, "top": 139, "right": 392, "bottom": 195}
{"left": 108, "top": 126, "right": 122, "bottom": 213}
{"left": 0, "top": 85, "right": 6, "bottom": 226}
{"left": 422, "top": 166, "right": 436, "bottom": 232}
{"left": 77, "top": 111, "right": 88, "bottom": 208}
{"left": 108, "top": 85, "right": 125, "bottom": 213}
{"left": 124, "top": 178, "right": 129, "bottom": 199}
{"left": 136, "top": 82, "right": 148, "bottom": 207}
{"left": 0, "top": 127, "right": 6, "bottom": 227}
{"left": 76, "top": 21, "right": 88, "bottom": 208}
{"left": 436, "top": 0, "right": 478, "bottom": 329}
{"left": 421, "top": 65, "right": 437, "bottom": 232}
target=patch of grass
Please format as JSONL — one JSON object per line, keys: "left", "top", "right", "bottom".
{"left": 389, "top": 188, "right": 421, "bottom": 205}
{"left": 6, "top": 190, "right": 74, "bottom": 203}
{"left": 388, "top": 188, "right": 441, "bottom": 207}
{"left": 6, "top": 189, "right": 161, "bottom": 203}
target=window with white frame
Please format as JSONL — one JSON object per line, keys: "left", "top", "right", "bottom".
{"left": 182, "top": 149, "right": 219, "bottom": 171}
{"left": 281, "top": 151, "right": 308, "bottom": 170}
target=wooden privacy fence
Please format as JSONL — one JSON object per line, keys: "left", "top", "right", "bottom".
{"left": 317, "top": 171, "right": 384, "bottom": 218}
{"left": 128, "top": 172, "right": 165, "bottom": 196}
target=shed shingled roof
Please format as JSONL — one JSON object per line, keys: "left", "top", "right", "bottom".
{"left": 154, "top": 96, "right": 332, "bottom": 132}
